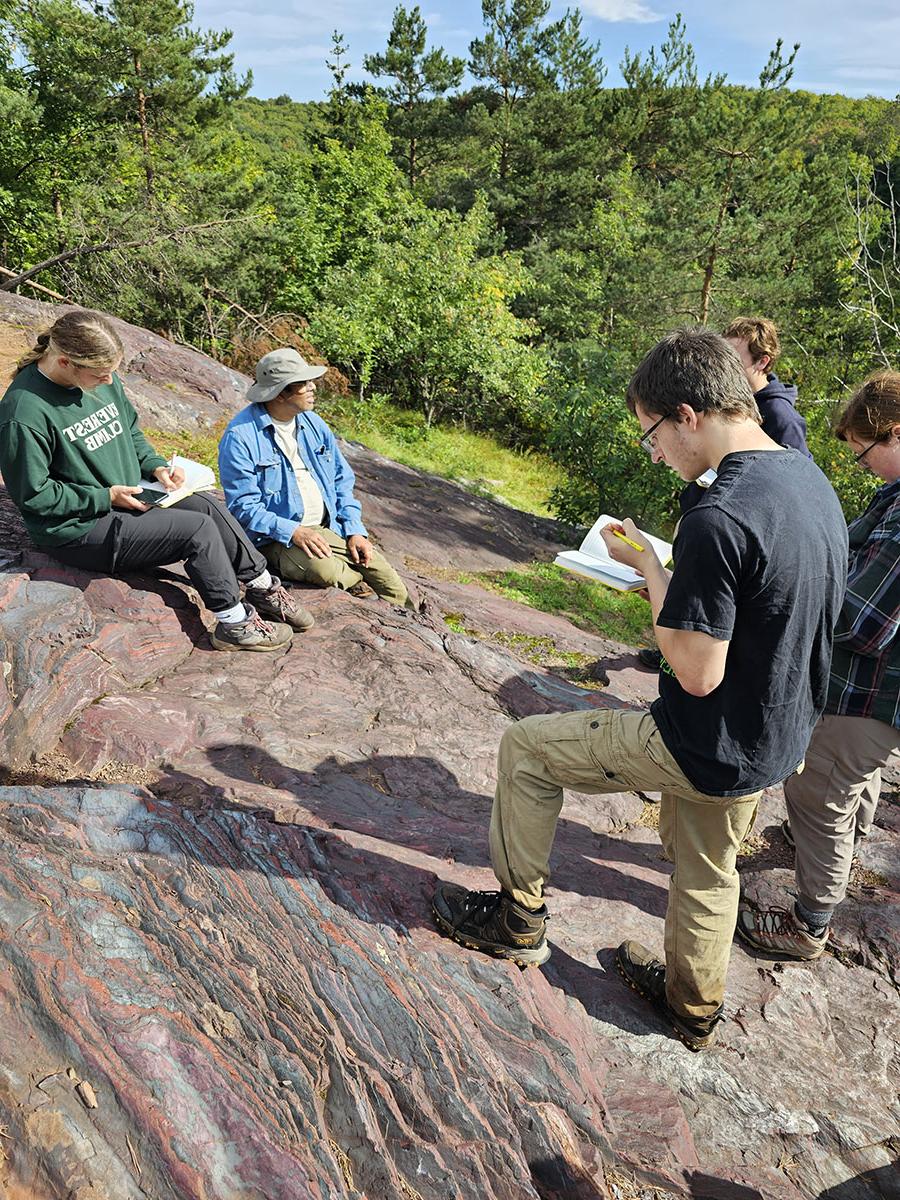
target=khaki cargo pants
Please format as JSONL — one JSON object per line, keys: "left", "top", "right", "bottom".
{"left": 489, "top": 708, "right": 761, "bottom": 1022}
{"left": 785, "top": 712, "right": 900, "bottom": 914}
{"left": 263, "top": 525, "right": 409, "bottom": 606}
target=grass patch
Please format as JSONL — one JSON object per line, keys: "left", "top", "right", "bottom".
{"left": 470, "top": 561, "right": 653, "bottom": 645}
{"left": 145, "top": 392, "right": 563, "bottom": 520}
{"left": 144, "top": 426, "right": 224, "bottom": 482}
{"left": 324, "top": 393, "right": 563, "bottom": 517}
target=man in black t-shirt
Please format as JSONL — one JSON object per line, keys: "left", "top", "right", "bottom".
{"left": 432, "top": 329, "right": 847, "bottom": 1051}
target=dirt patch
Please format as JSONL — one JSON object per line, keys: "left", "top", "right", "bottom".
{"left": 0, "top": 751, "right": 158, "bottom": 790}
{"left": 0, "top": 321, "right": 32, "bottom": 389}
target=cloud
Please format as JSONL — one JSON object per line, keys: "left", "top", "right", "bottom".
{"left": 578, "top": 0, "right": 663, "bottom": 21}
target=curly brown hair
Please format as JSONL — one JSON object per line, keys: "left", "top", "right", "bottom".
{"left": 835, "top": 371, "right": 900, "bottom": 445}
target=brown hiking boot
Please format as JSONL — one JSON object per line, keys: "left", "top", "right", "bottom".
{"left": 735, "top": 903, "right": 828, "bottom": 961}
{"left": 210, "top": 604, "right": 293, "bottom": 652}
{"left": 245, "top": 579, "right": 315, "bottom": 631}
{"left": 347, "top": 580, "right": 376, "bottom": 599}
{"left": 431, "top": 884, "right": 550, "bottom": 967}
{"left": 615, "top": 941, "right": 722, "bottom": 1051}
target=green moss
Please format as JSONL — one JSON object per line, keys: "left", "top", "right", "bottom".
{"left": 442, "top": 611, "right": 609, "bottom": 685}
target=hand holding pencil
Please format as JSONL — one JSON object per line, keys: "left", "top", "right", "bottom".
{"left": 600, "top": 518, "right": 653, "bottom": 569}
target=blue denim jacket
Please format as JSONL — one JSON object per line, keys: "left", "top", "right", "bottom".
{"left": 218, "top": 404, "right": 367, "bottom": 547}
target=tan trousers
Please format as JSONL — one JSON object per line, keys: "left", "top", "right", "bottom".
{"left": 785, "top": 712, "right": 900, "bottom": 913}
{"left": 263, "top": 526, "right": 409, "bottom": 605}
{"left": 489, "top": 708, "right": 761, "bottom": 1021}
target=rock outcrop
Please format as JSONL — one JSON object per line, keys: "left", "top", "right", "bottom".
{"left": 0, "top": 294, "right": 898, "bottom": 1199}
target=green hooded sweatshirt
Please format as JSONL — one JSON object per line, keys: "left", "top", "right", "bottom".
{"left": 0, "top": 362, "right": 168, "bottom": 545}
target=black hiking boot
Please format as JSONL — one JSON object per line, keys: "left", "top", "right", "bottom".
{"left": 638, "top": 647, "right": 663, "bottom": 671}
{"left": 245, "top": 578, "right": 315, "bottom": 632}
{"left": 615, "top": 940, "right": 723, "bottom": 1051}
{"left": 210, "top": 604, "right": 293, "bottom": 652}
{"left": 431, "top": 884, "right": 550, "bottom": 967}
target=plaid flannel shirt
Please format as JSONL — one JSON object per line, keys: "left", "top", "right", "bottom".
{"left": 827, "top": 477, "right": 900, "bottom": 727}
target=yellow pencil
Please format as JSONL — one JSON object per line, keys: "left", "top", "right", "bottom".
{"left": 612, "top": 529, "right": 644, "bottom": 552}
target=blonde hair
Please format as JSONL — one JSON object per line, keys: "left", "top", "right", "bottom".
{"left": 835, "top": 371, "right": 900, "bottom": 444}
{"left": 17, "top": 310, "right": 123, "bottom": 374}
{"left": 722, "top": 316, "right": 780, "bottom": 369}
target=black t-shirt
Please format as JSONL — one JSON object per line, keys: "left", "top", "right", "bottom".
{"left": 651, "top": 449, "right": 848, "bottom": 796}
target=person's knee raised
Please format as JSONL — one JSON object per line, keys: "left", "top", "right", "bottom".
{"left": 305, "top": 554, "right": 343, "bottom": 587}
{"left": 184, "top": 512, "right": 219, "bottom": 551}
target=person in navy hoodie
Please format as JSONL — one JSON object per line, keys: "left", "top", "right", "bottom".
{"left": 723, "top": 316, "right": 811, "bottom": 457}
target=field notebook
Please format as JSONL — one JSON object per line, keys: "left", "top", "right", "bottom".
{"left": 554, "top": 514, "right": 673, "bottom": 592}
{"left": 136, "top": 455, "right": 216, "bottom": 508}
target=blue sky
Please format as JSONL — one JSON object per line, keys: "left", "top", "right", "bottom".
{"left": 192, "top": 0, "right": 900, "bottom": 102}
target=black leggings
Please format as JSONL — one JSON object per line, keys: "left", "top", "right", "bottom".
{"left": 49, "top": 493, "right": 267, "bottom": 612}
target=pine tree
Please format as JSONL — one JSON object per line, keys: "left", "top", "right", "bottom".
{"left": 98, "top": 0, "right": 250, "bottom": 197}
{"left": 468, "top": 0, "right": 556, "bottom": 183}
{"left": 363, "top": 5, "right": 464, "bottom": 187}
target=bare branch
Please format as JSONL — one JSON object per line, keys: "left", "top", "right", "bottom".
{"left": 0, "top": 215, "right": 263, "bottom": 292}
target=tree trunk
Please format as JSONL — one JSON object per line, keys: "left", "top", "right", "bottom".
{"left": 52, "top": 188, "right": 64, "bottom": 253}
{"left": 134, "top": 53, "right": 154, "bottom": 197}
{"left": 408, "top": 135, "right": 417, "bottom": 189}
{"left": 699, "top": 155, "right": 737, "bottom": 324}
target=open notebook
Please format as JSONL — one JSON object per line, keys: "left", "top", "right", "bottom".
{"left": 554, "top": 514, "right": 673, "bottom": 592}
{"left": 136, "top": 455, "right": 216, "bottom": 508}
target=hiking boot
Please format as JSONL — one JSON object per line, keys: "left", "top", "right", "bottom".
{"left": 638, "top": 647, "right": 663, "bottom": 671}
{"left": 245, "top": 579, "right": 315, "bottom": 632}
{"left": 347, "top": 580, "right": 376, "bottom": 599}
{"left": 615, "top": 940, "right": 723, "bottom": 1051}
{"left": 735, "top": 903, "right": 828, "bottom": 961}
{"left": 210, "top": 604, "right": 293, "bottom": 652}
{"left": 431, "top": 884, "right": 550, "bottom": 967}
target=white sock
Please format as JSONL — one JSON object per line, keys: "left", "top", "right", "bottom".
{"left": 211, "top": 601, "right": 248, "bottom": 625}
{"left": 247, "top": 569, "right": 273, "bottom": 591}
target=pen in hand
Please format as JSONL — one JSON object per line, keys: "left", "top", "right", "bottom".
{"left": 612, "top": 529, "right": 645, "bottom": 552}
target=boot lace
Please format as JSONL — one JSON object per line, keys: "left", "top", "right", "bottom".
{"left": 460, "top": 889, "right": 505, "bottom": 924}
{"left": 749, "top": 906, "right": 797, "bottom": 938}
{"left": 264, "top": 583, "right": 296, "bottom": 621}
{"left": 243, "top": 605, "right": 276, "bottom": 636}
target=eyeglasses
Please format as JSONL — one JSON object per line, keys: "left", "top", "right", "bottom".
{"left": 854, "top": 436, "right": 886, "bottom": 463}
{"left": 638, "top": 413, "right": 669, "bottom": 454}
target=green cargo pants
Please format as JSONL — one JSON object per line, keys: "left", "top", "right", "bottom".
{"left": 263, "top": 525, "right": 409, "bottom": 606}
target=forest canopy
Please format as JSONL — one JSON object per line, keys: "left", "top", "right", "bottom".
{"left": 2, "top": 0, "right": 899, "bottom": 528}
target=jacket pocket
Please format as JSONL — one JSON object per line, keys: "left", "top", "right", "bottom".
{"left": 256, "top": 458, "right": 281, "bottom": 496}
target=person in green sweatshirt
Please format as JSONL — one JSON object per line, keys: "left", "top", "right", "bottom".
{"left": 0, "top": 309, "right": 314, "bottom": 650}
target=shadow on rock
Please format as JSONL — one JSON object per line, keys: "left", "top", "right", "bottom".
{"left": 155, "top": 743, "right": 669, "bottom": 919}
{"left": 816, "top": 1161, "right": 900, "bottom": 1200}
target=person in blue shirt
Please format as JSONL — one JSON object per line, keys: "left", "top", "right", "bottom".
{"left": 219, "top": 349, "right": 409, "bottom": 605}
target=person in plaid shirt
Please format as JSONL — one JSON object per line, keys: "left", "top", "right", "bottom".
{"left": 738, "top": 371, "right": 900, "bottom": 959}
